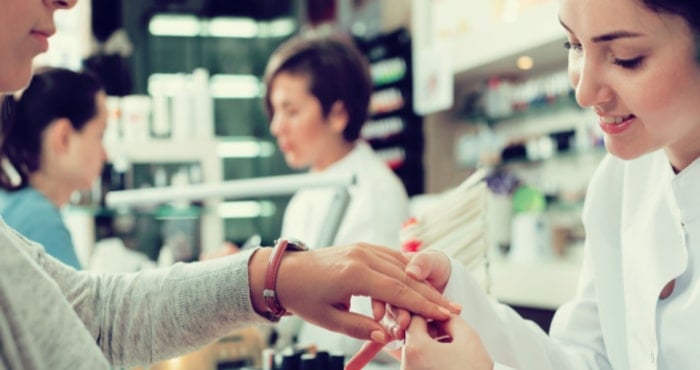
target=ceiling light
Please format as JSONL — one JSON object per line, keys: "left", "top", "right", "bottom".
{"left": 149, "top": 14, "right": 201, "bottom": 37}
{"left": 209, "top": 74, "right": 261, "bottom": 99}
{"left": 517, "top": 56, "right": 534, "bottom": 70}
{"left": 206, "top": 17, "right": 258, "bottom": 38}
{"left": 217, "top": 140, "right": 275, "bottom": 158}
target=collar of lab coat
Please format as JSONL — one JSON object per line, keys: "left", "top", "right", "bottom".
{"left": 315, "top": 140, "right": 371, "bottom": 179}
{"left": 668, "top": 155, "right": 700, "bottom": 225}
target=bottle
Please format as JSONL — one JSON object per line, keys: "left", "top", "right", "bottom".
{"left": 315, "top": 351, "right": 329, "bottom": 370}
{"left": 300, "top": 353, "right": 316, "bottom": 370}
{"left": 328, "top": 353, "right": 344, "bottom": 370}
{"left": 191, "top": 68, "right": 214, "bottom": 139}
{"left": 262, "top": 348, "right": 276, "bottom": 370}
{"left": 279, "top": 350, "right": 302, "bottom": 370}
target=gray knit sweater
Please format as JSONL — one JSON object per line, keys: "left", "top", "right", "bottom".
{"left": 0, "top": 219, "right": 269, "bottom": 369}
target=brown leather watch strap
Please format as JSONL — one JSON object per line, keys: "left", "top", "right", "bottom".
{"left": 263, "top": 238, "right": 307, "bottom": 321}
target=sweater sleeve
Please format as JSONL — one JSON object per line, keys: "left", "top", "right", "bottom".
{"left": 35, "top": 238, "right": 271, "bottom": 366}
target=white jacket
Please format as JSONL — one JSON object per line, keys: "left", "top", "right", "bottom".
{"left": 445, "top": 150, "right": 700, "bottom": 370}
{"left": 280, "top": 141, "right": 409, "bottom": 249}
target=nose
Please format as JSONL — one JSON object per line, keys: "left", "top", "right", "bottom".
{"left": 269, "top": 114, "right": 283, "bottom": 137}
{"left": 569, "top": 55, "right": 614, "bottom": 109}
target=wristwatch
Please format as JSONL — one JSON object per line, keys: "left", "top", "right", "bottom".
{"left": 263, "top": 238, "right": 308, "bottom": 321}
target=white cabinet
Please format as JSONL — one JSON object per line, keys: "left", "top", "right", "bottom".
{"left": 106, "top": 138, "right": 224, "bottom": 253}
{"left": 412, "top": 0, "right": 566, "bottom": 80}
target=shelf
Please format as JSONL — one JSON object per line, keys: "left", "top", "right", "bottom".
{"left": 107, "top": 137, "right": 277, "bottom": 162}
{"left": 501, "top": 146, "right": 606, "bottom": 167}
{"left": 107, "top": 138, "right": 220, "bottom": 163}
{"left": 465, "top": 92, "right": 582, "bottom": 126}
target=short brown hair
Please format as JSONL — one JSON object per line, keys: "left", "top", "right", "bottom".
{"left": 263, "top": 35, "right": 372, "bottom": 142}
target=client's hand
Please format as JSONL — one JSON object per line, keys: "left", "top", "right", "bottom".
{"left": 345, "top": 249, "right": 458, "bottom": 369}
{"left": 249, "top": 243, "right": 459, "bottom": 345}
{"left": 401, "top": 314, "right": 493, "bottom": 370}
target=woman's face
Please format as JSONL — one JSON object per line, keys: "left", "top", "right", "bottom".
{"left": 268, "top": 72, "right": 348, "bottom": 171}
{"left": 560, "top": 0, "right": 700, "bottom": 170}
{"left": 64, "top": 91, "right": 108, "bottom": 190}
{"left": 0, "top": 0, "right": 76, "bottom": 93}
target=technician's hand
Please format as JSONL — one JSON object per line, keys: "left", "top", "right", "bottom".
{"left": 404, "top": 249, "right": 453, "bottom": 293}
{"left": 401, "top": 314, "right": 493, "bottom": 370}
{"left": 248, "top": 243, "right": 460, "bottom": 343}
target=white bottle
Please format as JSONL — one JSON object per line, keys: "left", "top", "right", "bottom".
{"left": 171, "top": 73, "right": 193, "bottom": 140}
{"left": 191, "top": 68, "right": 214, "bottom": 139}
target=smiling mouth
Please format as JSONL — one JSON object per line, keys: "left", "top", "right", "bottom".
{"left": 600, "top": 114, "right": 635, "bottom": 125}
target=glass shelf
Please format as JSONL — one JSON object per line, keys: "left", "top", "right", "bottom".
{"left": 465, "top": 91, "right": 583, "bottom": 126}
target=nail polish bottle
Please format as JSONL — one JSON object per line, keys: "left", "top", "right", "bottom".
{"left": 328, "top": 353, "right": 345, "bottom": 370}
{"left": 315, "top": 351, "right": 329, "bottom": 370}
{"left": 300, "top": 353, "right": 316, "bottom": 370}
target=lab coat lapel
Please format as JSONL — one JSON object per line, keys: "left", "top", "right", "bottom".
{"left": 590, "top": 234, "right": 629, "bottom": 370}
{"left": 619, "top": 155, "right": 684, "bottom": 369}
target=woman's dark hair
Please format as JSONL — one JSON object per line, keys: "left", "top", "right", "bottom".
{"left": 641, "top": 0, "right": 700, "bottom": 60}
{"left": 263, "top": 35, "right": 372, "bottom": 143}
{"left": 0, "top": 67, "right": 103, "bottom": 190}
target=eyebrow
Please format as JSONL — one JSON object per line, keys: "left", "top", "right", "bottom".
{"left": 559, "top": 18, "right": 645, "bottom": 43}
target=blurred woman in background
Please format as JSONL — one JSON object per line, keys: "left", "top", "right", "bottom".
{"left": 0, "top": 67, "right": 107, "bottom": 269}
{"left": 264, "top": 35, "right": 409, "bottom": 368}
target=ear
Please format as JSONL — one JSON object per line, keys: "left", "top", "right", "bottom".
{"left": 44, "top": 118, "right": 74, "bottom": 155}
{"left": 328, "top": 101, "right": 349, "bottom": 134}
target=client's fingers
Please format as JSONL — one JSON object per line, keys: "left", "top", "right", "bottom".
{"left": 307, "top": 306, "right": 390, "bottom": 343}
{"left": 371, "top": 299, "right": 386, "bottom": 321}
{"left": 358, "top": 264, "right": 455, "bottom": 321}
{"left": 353, "top": 245, "right": 457, "bottom": 318}
{"left": 387, "top": 305, "right": 412, "bottom": 338}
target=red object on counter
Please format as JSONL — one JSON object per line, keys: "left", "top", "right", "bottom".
{"left": 402, "top": 239, "right": 422, "bottom": 252}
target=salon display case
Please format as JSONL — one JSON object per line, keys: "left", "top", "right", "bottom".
{"left": 355, "top": 27, "right": 425, "bottom": 196}
{"left": 83, "top": 0, "right": 303, "bottom": 259}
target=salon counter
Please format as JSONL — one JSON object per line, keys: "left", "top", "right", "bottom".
{"left": 489, "top": 243, "right": 584, "bottom": 311}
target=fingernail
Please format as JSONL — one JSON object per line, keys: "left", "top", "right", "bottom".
{"left": 391, "top": 325, "right": 400, "bottom": 338}
{"left": 406, "top": 265, "right": 422, "bottom": 278}
{"left": 370, "top": 330, "right": 387, "bottom": 343}
{"left": 438, "top": 306, "right": 451, "bottom": 316}
{"left": 450, "top": 302, "right": 463, "bottom": 313}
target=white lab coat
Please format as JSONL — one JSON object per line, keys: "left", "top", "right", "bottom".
{"left": 280, "top": 141, "right": 409, "bottom": 249}
{"left": 278, "top": 141, "right": 409, "bottom": 366}
{"left": 444, "top": 149, "right": 700, "bottom": 370}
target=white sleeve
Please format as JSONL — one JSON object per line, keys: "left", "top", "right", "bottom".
{"left": 494, "top": 364, "right": 517, "bottom": 370}
{"left": 443, "top": 259, "right": 596, "bottom": 370}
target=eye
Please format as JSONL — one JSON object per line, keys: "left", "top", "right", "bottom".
{"left": 613, "top": 56, "right": 644, "bottom": 69}
{"left": 563, "top": 41, "right": 583, "bottom": 54}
